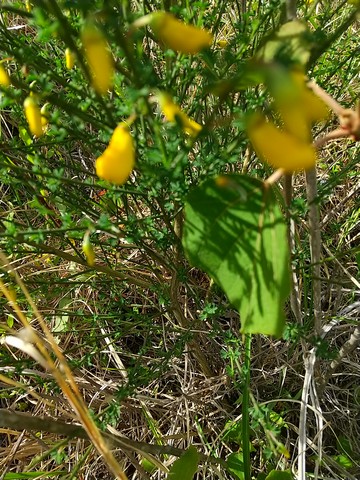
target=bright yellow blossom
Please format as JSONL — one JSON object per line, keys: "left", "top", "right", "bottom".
{"left": 95, "top": 124, "right": 135, "bottom": 185}
{"left": 247, "top": 114, "right": 317, "bottom": 172}
{"left": 0, "top": 64, "right": 10, "bottom": 86}
{"left": 247, "top": 70, "right": 328, "bottom": 171}
{"left": 158, "top": 92, "right": 202, "bottom": 137}
{"left": 149, "top": 11, "right": 213, "bottom": 54}
{"left": 24, "top": 96, "right": 43, "bottom": 138}
{"left": 81, "top": 24, "right": 114, "bottom": 95}
{"left": 273, "top": 71, "right": 328, "bottom": 142}
{"left": 65, "top": 48, "right": 76, "bottom": 70}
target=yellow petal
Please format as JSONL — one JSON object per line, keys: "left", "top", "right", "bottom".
{"left": 81, "top": 24, "right": 114, "bottom": 95}
{"left": 158, "top": 92, "right": 182, "bottom": 122}
{"left": 24, "top": 96, "right": 43, "bottom": 137}
{"left": 279, "top": 105, "right": 310, "bottom": 143}
{"left": 182, "top": 117, "right": 203, "bottom": 136}
{"left": 0, "top": 64, "right": 10, "bottom": 86}
{"left": 109, "top": 123, "right": 134, "bottom": 151}
{"left": 288, "top": 71, "right": 328, "bottom": 123}
{"left": 96, "top": 125, "right": 135, "bottom": 185}
{"left": 274, "top": 70, "right": 328, "bottom": 142}
{"left": 150, "top": 12, "right": 212, "bottom": 54}
{"left": 301, "top": 88, "right": 329, "bottom": 123}
{"left": 65, "top": 48, "right": 76, "bottom": 70}
{"left": 217, "top": 40, "right": 228, "bottom": 48}
{"left": 247, "top": 114, "right": 316, "bottom": 172}
{"left": 158, "top": 92, "right": 202, "bottom": 137}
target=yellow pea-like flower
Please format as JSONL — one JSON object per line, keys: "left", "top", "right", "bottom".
{"left": 150, "top": 12, "right": 213, "bottom": 54}
{"left": 158, "top": 92, "right": 202, "bottom": 137}
{"left": 24, "top": 96, "right": 43, "bottom": 138}
{"left": 65, "top": 48, "right": 76, "bottom": 70}
{"left": 0, "top": 64, "right": 10, "bottom": 86}
{"left": 25, "top": 1, "right": 32, "bottom": 12}
{"left": 95, "top": 124, "right": 135, "bottom": 185}
{"left": 247, "top": 114, "right": 317, "bottom": 172}
{"left": 273, "top": 70, "right": 328, "bottom": 142}
{"left": 82, "top": 233, "right": 95, "bottom": 267}
{"left": 81, "top": 24, "right": 114, "bottom": 95}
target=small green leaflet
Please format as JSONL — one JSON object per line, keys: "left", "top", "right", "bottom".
{"left": 183, "top": 174, "right": 290, "bottom": 337}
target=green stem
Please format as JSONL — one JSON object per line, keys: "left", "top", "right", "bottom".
{"left": 242, "top": 333, "right": 252, "bottom": 480}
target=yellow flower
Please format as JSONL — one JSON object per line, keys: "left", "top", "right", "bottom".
{"left": 149, "top": 12, "right": 213, "bottom": 54}
{"left": 95, "top": 124, "right": 135, "bottom": 185}
{"left": 273, "top": 71, "right": 328, "bottom": 142}
{"left": 158, "top": 92, "right": 202, "bottom": 137}
{"left": 247, "top": 114, "right": 317, "bottom": 172}
{"left": 81, "top": 24, "right": 114, "bottom": 95}
{"left": 24, "top": 96, "right": 43, "bottom": 138}
{"left": 0, "top": 64, "right": 10, "bottom": 86}
{"left": 65, "top": 48, "right": 76, "bottom": 70}
{"left": 247, "top": 69, "right": 328, "bottom": 172}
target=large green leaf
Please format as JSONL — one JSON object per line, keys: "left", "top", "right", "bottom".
{"left": 183, "top": 174, "right": 290, "bottom": 337}
{"left": 167, "top": 446, "right": 199, "bottom": 480}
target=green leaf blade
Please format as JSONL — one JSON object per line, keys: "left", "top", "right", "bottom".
{"left": 183, "top": 174, "right": 290, "bottom": 337}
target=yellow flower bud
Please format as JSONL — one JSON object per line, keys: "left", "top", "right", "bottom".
{"left": 40, "top": 103, "right": 50, "bottom": 128}
{"left": 81, "top": 24, "right": 114, "bottom": 95}
{"left": 247, "top": 114, "right": 317, "bottom": 172}
{"left": 24, "top": 96, "right": 43, "bottom": 138}
{"left": 95, "top": 124, "right": 135, "bottom": 185}
{"left": 217, "top": 39, "right": 228, "bottom": 48}
{"left": 29, "top": 80, "right": 39, "bottom": 98}
{"left": 65, "top": 48, "right": 76, "bottom": 70}
{"left": 158, "top": 92, "right": 202, "bottom": 137}
{"left": 82, "top": 233, "right": 95, "bottom": 267}
{"left": 150, "top": 12, "right": 213, "bottom": 54}
{"left": 0, "top": 64, "right": 10, "bottom": 86}
{"left": 25, "top": 0, "right": 32, "bottom": 12}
